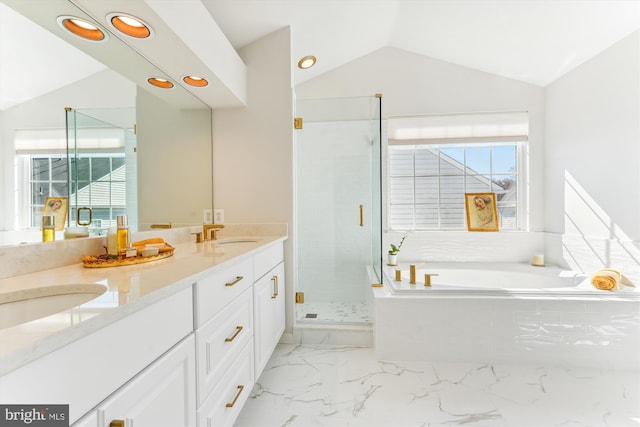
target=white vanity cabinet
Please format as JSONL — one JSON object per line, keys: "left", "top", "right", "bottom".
{"left": 194, "top": 257, "right": 255, "bottom": 427}
{"left": 1, "top": 286, "right": 194, "bottom": 425}
{"left": 253, "top": 261, "right": 285, "bottom": 377}
{"left": 93, "top": 335, "right": 196, "bottom": 427}
{"left": 2, "top": 238, "right": 287, "bottom": 427}
{"left": 194, "top": 241, "right": 285, "bottom": 427}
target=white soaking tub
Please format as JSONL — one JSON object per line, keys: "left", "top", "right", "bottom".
{"left": 373, "top": 263, "right": 640, "bottom": 370}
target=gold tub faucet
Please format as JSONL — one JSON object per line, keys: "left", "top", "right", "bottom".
{"left": 203, "top": 224, "right": 225, "bottom": 240}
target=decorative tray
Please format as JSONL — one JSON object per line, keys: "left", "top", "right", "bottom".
{"left": 81, "top": 244, "right": 174, "bottom": 268}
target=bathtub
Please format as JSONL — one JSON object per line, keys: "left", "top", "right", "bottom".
{"left": 384, "top": 262, "right": 639, "bottom": 295}
{"left": 373, "top": 262, "right": 640, "bottom": 370}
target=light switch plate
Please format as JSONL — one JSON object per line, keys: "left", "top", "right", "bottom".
{"left": 203, "top": 209, "right": 213, "bottom": 224}
{"left": 214, "top": 209, "right": 224, "bottom": 224}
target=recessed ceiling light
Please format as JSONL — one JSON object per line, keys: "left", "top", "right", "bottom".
{"left": 147, "top": 78, "right": 174, "bottom": 89}
{"left": 183, "top": 76, "right": 209, "bottom": 87}
{"left": 57, "top": 16, "right": 108, "bottom": 42}
{"left": 107, "top": 13, "right": 152, "bottom": 38}
{"left": 298, "top": 55, "right": 317, "bottom": 69}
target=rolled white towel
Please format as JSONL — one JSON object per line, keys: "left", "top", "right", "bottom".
{"left": 591, "top": 269, "right": 620, "bottom": 291}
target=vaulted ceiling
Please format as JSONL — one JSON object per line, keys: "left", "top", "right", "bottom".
{"left": 2, "top": 0, "right": 639, "bottom": 111}
{"left": 205, "top": 0, "right": 640, "bottom": 87}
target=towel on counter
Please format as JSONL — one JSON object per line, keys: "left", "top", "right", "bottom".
{"left": 591, "top": 269, "right": 621, "bottom": 291}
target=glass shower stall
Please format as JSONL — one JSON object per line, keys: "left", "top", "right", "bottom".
{"left": 294, "top": 95, "right": 382, "bottom": 325}
{"left": 65, "top": 108, "right": 137, "bottom": 234}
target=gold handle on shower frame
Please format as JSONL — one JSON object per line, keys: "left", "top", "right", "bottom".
{"left": 77, "top": 207, "right": 92, "bottom": 226}
{"left": 359, "top": 204, "right": 364, "bottom": 227}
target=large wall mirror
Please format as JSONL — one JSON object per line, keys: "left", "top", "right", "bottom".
{"left": 0, "top": 0, "right": 213, "bottom": 246}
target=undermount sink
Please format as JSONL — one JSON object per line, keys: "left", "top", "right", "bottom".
{"left": 214, "top": 238, "right": 259, "bottom": 245}
{"left": 0, "top": 283, "right": 108, "bottom": 330}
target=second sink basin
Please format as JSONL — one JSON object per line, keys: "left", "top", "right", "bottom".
{"left": 0, "top": 283, "right": 108, "bottom": 330}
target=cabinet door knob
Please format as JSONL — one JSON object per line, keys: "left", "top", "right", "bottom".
{"left": 109, "top": 421, "right": 125, "bottom": 427}
{"left": 225, "top": 384, "right": 245, "bottom": 408}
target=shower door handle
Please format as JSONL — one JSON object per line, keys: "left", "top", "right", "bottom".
{"left": 359, "top": 205, "right": 364, "bottom": 227}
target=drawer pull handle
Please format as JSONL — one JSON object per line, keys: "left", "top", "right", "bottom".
{"left": 109, "top": 421, "right": 125, "bottom": 427}
{"left": 271, "top": 275, "right": 278, "bottom": 299}
{"left": 225, "top": 384, "right": 245, "bottom": 408}
{"left": 225, "top": 276, "right": 244, "bottom": 287}
{"left": 225, "top": 325, "right": 243, "bottom": 342}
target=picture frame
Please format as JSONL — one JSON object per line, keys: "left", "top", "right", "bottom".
{"left": 43, "top": 197, "right": 68, "bottom": 230}
{"left": 465, "top": 192, "right": 499, "bottom": 232}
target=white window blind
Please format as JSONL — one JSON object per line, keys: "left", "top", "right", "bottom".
{"left": 15, "top": 128, "right": 125, "bottom": 153}
{"left": 388, "top": 111, "right": 529, "bottom": 144}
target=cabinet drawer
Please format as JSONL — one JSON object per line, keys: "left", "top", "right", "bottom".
{"left": 254, "top": 242, "right": 284, "bottom": 281}
{"left": 196, "top": 287, "right": 253, "bottom": 405}
{"left": 197, "top": 341, "right": 254, "bottom": 427}
{"left": 195, "top": 258, "right": 253, "bottom": 327}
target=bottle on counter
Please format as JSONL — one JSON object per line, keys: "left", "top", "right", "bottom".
{"left": 107, "top": 227, "right": 118, "bottom": 256}
{"left": 42, "top": 215, "right": 55, "bottom": 242}
{"left": 116, "top": 215, "right": 129, "bottom": 255}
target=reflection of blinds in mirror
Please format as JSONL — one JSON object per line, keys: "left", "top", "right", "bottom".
{"left": 15, "top": 128, "right": 125, "bottom": 153}
{"left": 388, "top": 111, "right": 529, "bottom": 144}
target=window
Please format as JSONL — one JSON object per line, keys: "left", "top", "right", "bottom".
{"left": 389, "top": 142, "right": 522, "bottom": 230}
{"left": 29, "top": 156, "right": 68, "bottom": 227}
{"left": 26, "top": 153, "right": 126, "bottom": 228}
{"left": 387, "top": 112, "right": 528, "bottom": 231}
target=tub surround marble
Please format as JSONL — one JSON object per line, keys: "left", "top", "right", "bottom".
{"left": 0, "top": 224, "right": 287, "bottom": 376}
{"left": 236, "top": 344, "right": 640, "bottom": 427}
{"left": 373, "top": 277, "right": 640, "bottom": 371}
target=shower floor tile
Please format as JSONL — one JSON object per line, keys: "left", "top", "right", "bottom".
{"left": 296, "top": 300, "right": 371, "bottom": 324}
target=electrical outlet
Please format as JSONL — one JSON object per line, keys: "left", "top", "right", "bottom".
{"left": 203, "top": 209, "right": 213, "bottom": 224}
{"left": 214, "top": 209, "right": 224, "bottom": 224}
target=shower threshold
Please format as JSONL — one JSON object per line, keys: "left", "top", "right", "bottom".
{"left": 296, "top": 300, "right": 372, "bottom": 325}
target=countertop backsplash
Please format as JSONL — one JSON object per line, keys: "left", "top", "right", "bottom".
{"left": 0, "top": 223, "right": 287, "bottom": 279}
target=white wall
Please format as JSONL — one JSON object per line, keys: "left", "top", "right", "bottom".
{"left": 212, "top": 27, "right": 294, "bottom": 335}
{"left": 0, "top": 69, "right": 135, "bottom": 231}
{"left": 544, "top": 31, "right": 639, "bottom": 280}
{"left": 296, "top": 47, "right": 546, "bottom": 263}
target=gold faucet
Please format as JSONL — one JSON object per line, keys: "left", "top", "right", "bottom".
{"left": 203, "top": 224, "right": 225, "bottom": 240}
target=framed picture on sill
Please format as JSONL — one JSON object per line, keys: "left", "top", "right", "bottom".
{"left": 43, "top": 197, "right": 68, "bottom": 230}
{"left": 465, "top": 192, "right": 498, "bottom": 232}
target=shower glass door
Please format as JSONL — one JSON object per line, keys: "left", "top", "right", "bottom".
{"left": 66, "top": 108, "right": 137, "bottom": 235}
{"left": 295, "top": 95, "right": 382, "bottom": 325}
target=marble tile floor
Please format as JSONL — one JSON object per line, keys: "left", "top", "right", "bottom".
{"left": 235, "top": 344, "right": 640, "bottom": 427}
{"left": 296, "top": 301, "right": 372, "bottom": 325}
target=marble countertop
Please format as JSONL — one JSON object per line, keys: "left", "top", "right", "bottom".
{"left": 0, "top": 234, "right": 286, "bottom": 376}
